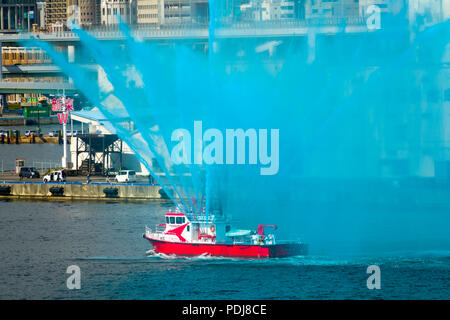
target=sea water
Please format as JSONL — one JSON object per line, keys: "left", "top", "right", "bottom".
{"left": 0, "top": 199, "right": 448, "bottom": 299}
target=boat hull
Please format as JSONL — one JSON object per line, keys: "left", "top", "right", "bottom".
{"left": 144, "top": 235, "right": 307, "bottom": 258}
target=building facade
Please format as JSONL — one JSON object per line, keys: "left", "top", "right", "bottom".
{"left": 161, "top": 0, "right": 209, "bottom": 24}
{"left": 75, "top": 0, "right": 101, "bottom": 27}
{"left": 0, "top": 0, "right": 37, "bottom": 32}
{"left": 45, "top": 0, "right": 68, "bottom": 30}
{"left": 137, "top": 0, "right": 159, "bottom": 24}
{"left": 100, "top": 0, "right": 136, "bottom": 26}
{"left": 406, "top": 0, "right": 449, "bottom": 27}
{"left": 239, "top": 0, "right": 299, "bottom": 21}
{"left": 36, "top": 0, "right": 46, "bottom": 29}
{"left": 305, "top": 0, "right": 360, "bottom": 19}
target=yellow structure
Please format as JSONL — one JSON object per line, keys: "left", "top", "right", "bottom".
{"left": 1, "top": 46, "right": 59, "bottom": 108}
{"left": 45, "top": 0, "right": 101, "bottom": 30}
{"left": 2, "top": 47, "right": 52, "bottom": 66}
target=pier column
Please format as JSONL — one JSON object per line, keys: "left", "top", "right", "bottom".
{"left": 68, "top": 45, "right": 75, "bottom": 84}
{"left": 0, "top": 41, "right": 2, "bottom": 81}
{"left": 7, "top": 7, "right": 11, "bottom": 29}
{"left": 67, "top": 45, "right": 75, "bottom": 63}
{"left": 307, "top": 30, "right": 316, "bottom": 64}
{"left": 1, "top": 7, "right": 3, "bottom": 30}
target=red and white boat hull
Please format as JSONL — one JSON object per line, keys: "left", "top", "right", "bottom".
{"left": 144, "top": 212, "right": 308, "bottom": 258}
{"left": 144, "top": 234, "right": 308, "bottom": 258}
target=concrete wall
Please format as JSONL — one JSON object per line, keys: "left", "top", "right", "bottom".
{"left": 0, "top": 182, "right": 162, "bottom": 199}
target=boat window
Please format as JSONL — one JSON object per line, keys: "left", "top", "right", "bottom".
{"left": 182, "top": 217, "right": 185, "bottom": 224}
{"left": 176, "top": 217, "right": 183, "bottom": 224}
{"left": 170, "top": 217, "right": 175, "bottom": 224}
{"left": 166, "top": 216, "right": 169, "bottom": 224}
{"left": 187, "top": 225, "right": 190, "bottom": 232}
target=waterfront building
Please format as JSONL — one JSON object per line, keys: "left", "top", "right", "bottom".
{"left": 45, "top": 0, "right": 101, "bottom": 30}
{"left": 239, "top": 0, "right": 297, "bottom": 22}
{"left": 406, "top": 0, "right": 449, "bottom": 27}
{"left": 100, "top": 0, "right": 136, "bottom": 26}
{"left": 278, "top": 0, "right": 295, "bottom": 19}
{"left": 75, "top": 0, "right": 101, "bottom": 28}
{"left": 45, "top": 0, "right": 68, "bottom": 30}
{"left": 161, "top": 0, "right": 209, "bottom": 24}
{"left": 293, "top": 0, "right": 305, "bottom": 19}
{"left": 70, "top": 108, "right": 151, "bottom": 175}
{"left": 136, "top": 0, "right": 159, "bottom": 24}
{"left": 0, "top": 0, "right": 37, "bottom": 32}
{"left": 36, "top": 0, "right": 46, "bottom": 30}
{"left": 238, "top": 0, "right": 258, "bottom": 21}
{"left": 305, "top": 0, "right": 359, "bottom": 19}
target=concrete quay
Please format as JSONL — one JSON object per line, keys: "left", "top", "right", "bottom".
{"left": 0, "top": 180, "right": 166, "bottom": 201}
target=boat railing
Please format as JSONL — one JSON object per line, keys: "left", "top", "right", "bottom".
{"left": 232, "top": 237, "right": 253, "bottom": 245}
{"left": 192, "top": 215, "right": 217, "bottom": 222}
{"left": 146, "top": 224, "right": 165, "bottom": 235}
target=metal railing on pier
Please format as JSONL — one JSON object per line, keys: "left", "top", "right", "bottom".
{"left": 0, "top": 17, "right": 369, "bottom": 42}
{"left": 32, "top": 160, "right": 61, "bottom": 172}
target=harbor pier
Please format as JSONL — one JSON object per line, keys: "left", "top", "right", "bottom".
{"left": 0, "top": 181, "right": 165, "bottom": 201}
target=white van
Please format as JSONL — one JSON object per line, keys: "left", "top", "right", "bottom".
{"left": 43, "top": 170, "right": 66, "bottom": 183}
{"left": 115, "top": 170, "right": 136, "bottom": 183}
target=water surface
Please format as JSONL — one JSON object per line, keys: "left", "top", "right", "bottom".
{"left": 0, "top": 199, "right": 448, "bottom": 299}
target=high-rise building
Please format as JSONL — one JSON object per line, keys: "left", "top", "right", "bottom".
{"left": 270, "top": 0, "right": 296, "bottom": 20}
{"left": 76, "top": 0, "right": 101, "bottom": 27}
{"left": 100, "top": 0, "right": 136, "bottom": 26}
{"left": 305, "top": 0, "right": 359, "bottom": 19}
{"left": 294, "top": 0, "right": 305, "bottom": 20}
{"left": 0, "top": 0, "right": 37, "bottom": 32}
{"left": 161, "top": 0, "right": 209, "bottom": 24}
{"left": 36, "top": 0, "right": 46, "bottom": 29}
{"left": 137, "top": 0, "right": 159, "bottom": 24}
{"left": 239, "top": 0, "right": 296, "bottom": 21}
{"left": 406, "top": 0, "right": 449, "bottom": 27}
{"left": 45, "top": 0, "right": 69, "bottom": 30}
{"left": 46, "top": 0, "right": 101, "bottom": 30}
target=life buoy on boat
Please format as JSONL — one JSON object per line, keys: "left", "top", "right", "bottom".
{"left": 210, "top": 225, "right": 215, "bottom": 233}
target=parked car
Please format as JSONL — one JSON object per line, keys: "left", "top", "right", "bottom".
{"left": 0, "top": 130, "right": 8, "bottom": 137}
{"left": 25, "top": 130, "right": 43, "bottom": 137}
{"left": 25, "top": 130, "right": 36, "bottom": 137}
{"left": 19, "top": 167, "right": 40, "bottom": 179}
{"left": 115, "top": 170, "right": 137, "bottom": 183}
{"left": 66, "top": 130, "right": 79, "bottom": 137}
{"left": 48, "top": 130, "right": 59, "bottom": 137}
{"left": 43, "top": 170, "right": 66, "bottom": 183}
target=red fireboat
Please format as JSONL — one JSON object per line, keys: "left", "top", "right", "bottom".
{"left": 143, "top": 211, "right": 307, "bottom": 258}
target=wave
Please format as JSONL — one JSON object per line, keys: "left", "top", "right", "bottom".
{"left": 68, "top": 250, "right": 450, "bottom": 267}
